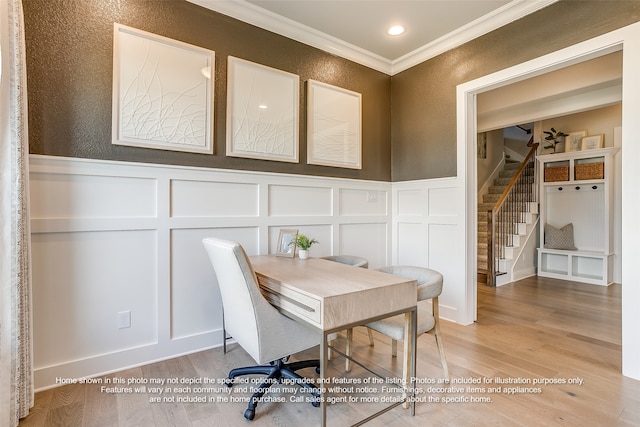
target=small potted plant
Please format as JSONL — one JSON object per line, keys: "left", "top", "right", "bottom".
{"left": 544, "top": 128, "right": 569, "bottom": 153}
{"left": 290, "top": 234, "right": 318, "bottom": 260}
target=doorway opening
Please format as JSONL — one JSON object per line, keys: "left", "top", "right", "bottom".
{"left": 457, "top": 22, "right": 640, "bottom": 380}
{"left": 457, "top": 36, "right": 626, "bottom": 321}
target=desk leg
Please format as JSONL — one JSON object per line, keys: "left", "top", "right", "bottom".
{"left": 402, "top": 309, "right": 417, "bottom": 413}
{"left": 320, "top": 330, "right": 327, "bottom": 427}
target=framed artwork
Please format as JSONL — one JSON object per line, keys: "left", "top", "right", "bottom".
{"left": 564, "top": 130, "right": 587, "bottom": 152}
{"left": 581, "top": 134, "right": 604, "bottom": 150}
{"left": 112, "top": 24, "right": 214, "bottom": 154}
{"left": 276, "top": 229, "right": 298, "bottom": 257}
{"left": 307, "top": 80, "right": 362, "bottom": 169}
{"left": 477, "top": 132, "right": 487, "bottom": 159}
{"left": 227, "top": 57, "right": 299, "bottom": 162}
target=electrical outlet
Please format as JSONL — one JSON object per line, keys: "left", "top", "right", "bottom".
{"left": 117, "top": 310, "right": 131, "bottom": 329}
{"left": 366, "top": 191, "right": 378, "bottom": 202}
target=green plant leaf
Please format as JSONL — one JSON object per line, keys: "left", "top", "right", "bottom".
{"left": 291, "top": 234, "right": 318, "bottom": 250}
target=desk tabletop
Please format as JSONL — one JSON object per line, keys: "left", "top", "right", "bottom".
{"left": 250, "top": 256, "right": 417, "bottom": 330}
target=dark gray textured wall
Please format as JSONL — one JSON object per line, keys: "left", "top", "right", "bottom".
{"left": 391, "top": 1, "right": 640, "bottom": 181}
{"left": 23, "top": 1, "right": 640, "bottom": 183}
{"left": 23, "top": 0, "right": 391, "bottom": 181}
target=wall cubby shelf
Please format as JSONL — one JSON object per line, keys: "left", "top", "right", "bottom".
{"left": 537, "top": 147, "right": 618, "bottom": 285}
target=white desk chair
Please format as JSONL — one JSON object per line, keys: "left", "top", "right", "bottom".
{"left": 203, "top": 237, "right": 321, "bottom": 420}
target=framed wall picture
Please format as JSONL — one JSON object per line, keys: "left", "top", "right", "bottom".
{"left": 276, "top": 229, "right": 298, "bottom": 257}
{"left": 112, "top": 24, "right": 214, "bottom": 154}
{"left": 477, "top": 132, "right": 487, "bottom": 159}
{"left": 581, "top": 134, "right": 604, "bottom": 150}
{"left": 307, "top": 80, "right": 362, "bottom": 169}
{"left": 565, "top": 130, "right": 587, "bottom": 152}
{"left": 227, "top": 57, "right": 299, "bottom": 162}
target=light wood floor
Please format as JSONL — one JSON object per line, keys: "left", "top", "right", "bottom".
{"left": 19, "top": 276, "right": 640, "bottom": 426}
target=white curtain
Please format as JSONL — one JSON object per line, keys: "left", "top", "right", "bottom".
{"left": 0, "top": 0, "right": 34, "bottom": 425}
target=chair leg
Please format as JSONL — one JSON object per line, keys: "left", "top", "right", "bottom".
{"left": 327, "top": 332, "right": 337, "bottom": 360}
{"left": 245, "top": 371, "right": 279, "bottom": 420}
{"left": 228, "top": 365, "right": 275, "bottom": 380}
{"left": 432, "top": 297, "right": 449, "bottom": 380}
{"left": 226, "top": 363, "right": 279, "bottom": 420}
{"left": 228, "top": 358, "right": 321, "bottom": 420}
{"left": 280, "top": 362, "right": 320, "bottom": 402}
{"left": 286, "top": 359, "right": 321, "bottom": 372}
{"left": 366, "top": 327, "right": 374, "bottom": 346}
{"left": 222, "top": 307, "right": 227, "bottom": 354}
{"left": 433, "top": 318, "right": 449, "bottom": 380}
{"left": 223, "top": 328, "right": 227, "bottom": 354}
{"left": 345, "top": 328, "right": 353, "bottom": 371}
{"left": 344, "top": 328, "right": 373, "bottom": 371}
{"left": 391, "top": 339, "right": 398, "bottom": 357}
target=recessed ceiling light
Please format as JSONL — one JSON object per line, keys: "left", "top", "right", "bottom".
{"left": 258, "top": 104, "right": 268, "bottom": 109}
{"left": 387, "top": 25, "right": 405, "bottom": 36}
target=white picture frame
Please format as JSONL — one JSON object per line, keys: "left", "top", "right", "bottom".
{"left": 307, "top": 79, "right": 362, "bottom": 169}
{"left": 112, "top": 24, "right": 214, "bottom": 154}
{"left": 581, "top": 134, "right": 604, "bottom": 150}
{"left": 226, "top": 57, "right": 299, "bottom": 162}
{"left": 565, "top": 130, "right": 587, "bottom": 152}
{"left": 276, "top": 229, "right": 298, "bottom": 257}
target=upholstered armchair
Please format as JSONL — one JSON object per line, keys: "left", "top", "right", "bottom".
{"left": 203, "top": 237, "right": 321, "bottom": 420}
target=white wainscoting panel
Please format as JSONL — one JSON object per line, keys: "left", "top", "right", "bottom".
{"left": 397, "top": 188, "right": 427, "bottom": 217}
{"left": 31, "top": 230, "right": 158, "bottom": 367}
{"left": 339, "top": 189, "right": 387, "bottom": 216}
{"left": 171, "top": 180, "right": 259, "bottom": 218}
{"left": 397, "top": 222, "right": 428, "bottom": 266}
{"left": 392, "top": 177, "right": 462, "bottom": 323}
{"left": 29, "top": 155, "right": 391, "bottom": 390}
{"left": 268, "top": 184, "right": 332, "bottom": 217}
{"left": 30, "top": 172, "right": 157, "bottom": 219}
{"left": 428, "top": 186, "right": 459, "bottom": 217}
{"left": 428, "top": 223, "right": 460, "bottom": 296}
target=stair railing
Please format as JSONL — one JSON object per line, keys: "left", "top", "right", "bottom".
{"left": 486, "top": 143, "right": 539, "bottom": 286}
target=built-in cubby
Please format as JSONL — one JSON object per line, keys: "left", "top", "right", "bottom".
{"left": 537, "top": 147, "right": 618, "bottom": 285}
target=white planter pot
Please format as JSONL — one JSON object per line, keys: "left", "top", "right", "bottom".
{"left": 298, "top": 249, "right": 309, "bottom": 260}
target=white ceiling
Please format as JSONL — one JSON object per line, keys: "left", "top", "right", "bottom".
{"left": 188, "top": 0, "right": 558, "bottom": 74}
{"left": 245, "top": 0, "right": 512, "bottom": 60}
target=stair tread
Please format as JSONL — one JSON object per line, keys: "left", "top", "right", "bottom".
{"left": 483, "top": 194, "right": 500, "bottom": 203}
{"left": 504, "top": 161, "right": 521, "bottom": 168}
{"left": 488, "top": 186, "right": 507, "bottom": 194}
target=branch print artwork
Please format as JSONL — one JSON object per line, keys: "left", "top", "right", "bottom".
{"left": 113, "top": 24, "right": 214, "bottom": 154}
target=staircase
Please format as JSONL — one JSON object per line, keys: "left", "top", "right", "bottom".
{"left": 478, "top": 156, "right": 539, "bottom": 286}
{"left": 478, "top": 161, "right": 519, "bottom": 283}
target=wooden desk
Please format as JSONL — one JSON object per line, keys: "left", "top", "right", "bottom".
{"left": 250, "top": 256, "right": 417, "bottom": 426}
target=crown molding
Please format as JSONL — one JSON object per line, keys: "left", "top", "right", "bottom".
{"left": 390, "top": 0, "right": 559, "bottom": 74}
{"left": 187, "top": 0, "right": 393, "bottom": 73}
{"left": 187, "top": 0, "right": 559, "bottom": 76}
